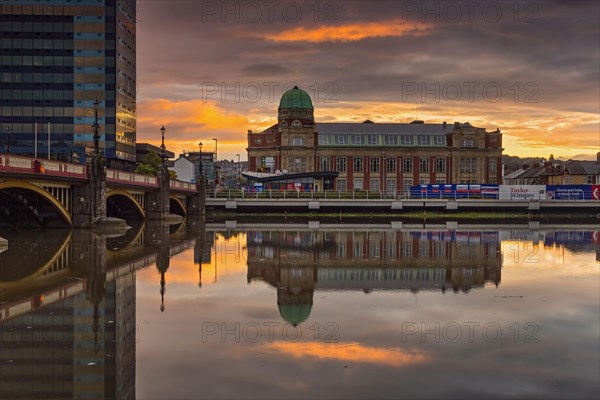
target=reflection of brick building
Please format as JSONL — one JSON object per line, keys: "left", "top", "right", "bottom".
{"left": 247, "top": 229, "right": 502, "bottom": 325}
{"left": 247, "top": 86, "right": 503, "bottom": 192}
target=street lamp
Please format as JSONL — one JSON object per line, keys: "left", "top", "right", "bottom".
{"left": 213, "top": 138, "right": 217, "bottom": 162}
{"left": 236, "top": 153, "right": 241, "bottom": 186}
{"left": 198, "top": 141, "right": 204, "bottom": 178}
{"left": 92, "top": 99, "right": 100, "bottom": 155}
{"left": 160, "top": 126, "right": 166, "bottom": 167}
{"left": 6, "top": 126, "right": 11, "bottom": 154}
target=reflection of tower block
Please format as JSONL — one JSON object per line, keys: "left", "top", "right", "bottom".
{"left": 277, "top": 265, "right": 316, "bottom": 327}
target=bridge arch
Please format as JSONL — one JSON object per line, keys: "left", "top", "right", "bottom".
{"left": 0, "top": 180, "right": 72, "bottom": 226}
{"left": 106, "top": 189, "right": 146, "bottom": 219}
{"left": 169, "top": 195, "right": 187, "bottom": 217}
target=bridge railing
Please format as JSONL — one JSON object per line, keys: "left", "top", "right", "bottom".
{"left": 106, "top": 169, "right": 158, "bottom": 187}
{"left": 170, "top": 179, "right": 198, "bottom": 193}
{"left": 206, "top": 189, "right": 412, "bottom": 200}
{"left": 0, "top": 155, "right": 88, "bottom": 179}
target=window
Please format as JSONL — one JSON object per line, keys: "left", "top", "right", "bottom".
{"left": 337, "top": 179, "right": 347, "bottom": 191}
{"left": 463, "top": 138, "right": 474, "bottom": 148}
{"left": 402, "top": 135, "right": 412, "bottom": 145}
{"left": 292, "top": 137, "right": 304, "bottom": 146}
{"left": 353, "top": 178, "right": 364, "bottom": 190}
{"left": 488, "top": 158, "right": 497, "bottom": 174}
{"left": 336, "top": 157, "right": 347, "bottom": 172}
{"left": 436, "top": 158, "right": 446, "bottom": 173}
{"left": 370, "top": 157, "right": 380, "bottom": 173}
{"left": 587, "top": 175, "right": 593, "bottom": 184}
{"left": 420, "top": 157, "right": 430, "bottom": 172}
{"left": 385, "top": 135, "right": 396, "bottom": 145}
{"left": 386, "top": 179, "right": 397, "bottom": 195}
{"left": 369, "top": 178, "right": 380, "bottom": 192}
{"left": 291, "top": 120, "right": 302, "bottom": 127}
{"left": 419, "top": 177, "right": 430, "bottom": 185}
{"left": 288, "top": 157, "right": 307, "bottom": 173}
{"left": 368, "top": 135, "right": 378, "bottom": 145}
{"left": 403, "top": 157, "right": 413, "bottom": 173}
{"left": 353, "top": 157, "right": 363, "bottom": 172}
{"left": 436, "top": 135, "right": 444, "bottom": 145}
{"left": 403, "top": 178, "right": 413, "bottom": 193}
{"left": 320, "top": 157, "right": 330, "bottom": 171}
{"left": 460, "top": 157, "right": 477, "bottom": 173}
{"left": 436, "top": 178, "right": 446, "bottom": 184}
{"left": 419, "top": 136, "right": 429, "bottom": 145}
{"left": 335, "top": 134, "right": 347, "bottom": 145}
{"left": 386, "top": 157, "right": 396, "bottom": 173}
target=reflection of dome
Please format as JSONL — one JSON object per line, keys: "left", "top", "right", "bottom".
{"left": 278, "top": 303, "right": 313, "bottom": 327}
{"left": 279, "top": 86, "right": 313, "bottom": 110}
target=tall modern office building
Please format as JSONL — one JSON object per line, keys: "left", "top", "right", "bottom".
{"left": 0, "top": 0, "right": 137, "bottom": 167}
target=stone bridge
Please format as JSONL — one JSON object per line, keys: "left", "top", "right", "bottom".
{"left": 0, "top": 155, "right": 205, "bottom": 228}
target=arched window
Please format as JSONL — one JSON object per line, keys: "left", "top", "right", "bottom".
{"left": 292, "top": 120, "right": 302, "bottom": 127}
{"left": 280, "top": 121, "right": 287, "bottom": 127}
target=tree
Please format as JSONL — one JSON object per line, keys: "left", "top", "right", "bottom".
{"left": 135, "top": 150, "right": 162, "bottom": 176}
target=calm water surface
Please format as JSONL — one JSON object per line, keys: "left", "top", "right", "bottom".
{"left": 1, "top": 221, "right": 599, "bottom": 399}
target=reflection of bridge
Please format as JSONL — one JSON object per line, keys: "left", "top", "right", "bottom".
{"left": 0, "top": 221, "right": 199, "bottom": 322}
{"left": 0, "top": 155, "right": 204, "bottom": 227}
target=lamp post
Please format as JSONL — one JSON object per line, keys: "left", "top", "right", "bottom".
{"left": 160, "top": 126, "right": 166, "bottom": 167}
{"left": 212, "top": 138, "right": 217, "bottom": 162}
{"left": 92, "top": 99, "right": 100, "bottom": 155}
{"left": 198, "top": 141, "right": 204, "bottom": 180}
{"left": 6, "top": 126, "right": 11, "bottom": 154}
{"left": 236, "top": 153, "right": 240, "bottom": 185}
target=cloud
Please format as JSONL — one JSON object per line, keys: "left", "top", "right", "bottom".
{"left": 240, "top": 63, "right": 295, "bottom": 77}
{"left": 262, "top": 19, "right": 432, "bottom": 43}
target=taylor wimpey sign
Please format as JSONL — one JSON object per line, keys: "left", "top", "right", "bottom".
{"left": 499, "top": 185, "right": 546, "bottom": 200}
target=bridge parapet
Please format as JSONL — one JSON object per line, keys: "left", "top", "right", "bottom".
{"left": 106, "top": 169, "right": 158, "bottom": 188}
{"left": 170, "top": 179, "right": 198, "bottom": 193}
{"left": 0, "top": 155, "right": 88, "bottom": 179}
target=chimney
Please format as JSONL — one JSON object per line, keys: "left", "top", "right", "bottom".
{"left": 454, "top": 122, "right": 460, "bottom": 128}
{"left": 544, "top": 160, "right": 553, "bottom": 172}
{"left": 443, "top": 121, "right": 447, "bottom": 129}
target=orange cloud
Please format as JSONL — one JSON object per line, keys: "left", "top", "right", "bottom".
{"left": 267, "top": 341, "right": 430, "bottom": 367}
{"left": 263, "top": 20, "right": 431, "bottom": 43}
{"left": 136, "top": 98, "right": 250, "bottom": 154}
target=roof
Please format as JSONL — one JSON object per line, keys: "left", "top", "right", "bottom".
{"left": 316, "top": 122, "right": 457, "bottom": 135}
{"left": 279, "top": 86, "right": 313, "bottom": 110}
{"left": 278, "top": 303, "right": 312, "bottom": 326}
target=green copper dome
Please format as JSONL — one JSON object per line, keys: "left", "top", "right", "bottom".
{"left": 278, "top": 303, "right": 312, "bottom": 326}
{"left": 279, "top": 86, "right": 313, "bottom": 110}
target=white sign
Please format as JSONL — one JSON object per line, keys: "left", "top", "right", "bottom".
{"left": 499, "top": 185, "right": 545, "bottom": 200}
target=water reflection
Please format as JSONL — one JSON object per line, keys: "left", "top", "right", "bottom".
{"left": 0, "top": 220, "right": 204, "bottom": 400}
{"left": 0, "top": 222, "right": 598, "bottom": 399}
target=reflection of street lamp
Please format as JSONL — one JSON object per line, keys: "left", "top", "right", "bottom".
{"left": 5, "top": 126, "right": 11, "bottom": 154}
{"left": 160, "top": 126, "right": 166, "bottom": 167}
{"left": 92, "top": 99, "right": 100, "bottom": 155}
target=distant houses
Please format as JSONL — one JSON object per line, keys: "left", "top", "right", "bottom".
{"left": 503, "top": 154, "right": 600, "bottom": 185}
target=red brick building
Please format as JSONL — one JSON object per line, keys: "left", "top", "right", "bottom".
{"left": 247, "top": 86, "right": 503, "bottom": 193}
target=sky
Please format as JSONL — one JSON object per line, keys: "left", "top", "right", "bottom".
{"left": 134, "top": 1, "right": 600, "bottom": 161}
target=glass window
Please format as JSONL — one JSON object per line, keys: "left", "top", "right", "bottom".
{"left": 369, "top": 178, "right": 380, "bottom": 192}
{"left": 353, "top": 178, "right": 364, "bottom": 190}
{"left": 292, "top": 137, "right": 304, "bottom": 146}
{"left": 386, "top": 157, "right": 396, "bottom": 172}
{"left": 402, "top": 135, "right": 412, "bottom": 145}
{"left": 320, "top": 156, "right": 330, "bottom": 171}
{"left": 463, "top": 138, "right": 474, "bottom": 148}
{"left": 386, "top": 179, "right": 397, "bottom": 195}
{"left": 403, "top": 157, "right": 413, "bottom": 173}
{"left": 353, "top": 157, "right": 363, "bottom": 172}
{"left": 337, "top": 179, "right": 347, "bottom": 191}
{"left": 436, "top": 158, "right": 446, "bottom": 173}
{"left": 368, "top": 135, "right": 378, "bottom": 145}
{"left": 385, "top": 135, "right": 396, "bottom": 145}
{"left": 460, "top": 157, "right": 477, "bottom": 173}
{"left": 420, "top": 157, "right": 429, "bottom": 172}
{"left": 419, "top": 136, "right": 429, "bottom": 145}
{"left": 336, "top": 157, "right": 347, "bottom": 172}
{"left": 436, "top": 135, "right": 444, "bottom": 145}
{"left": 370, "top": 157, "right": 380, "bottom": 173}
{"left": 488, "top": 158, "right": 497, "bottom": 173}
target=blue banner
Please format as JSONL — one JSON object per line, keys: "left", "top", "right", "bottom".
{"left": 546, "top": 185, "right": 591, "bottom": 200}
